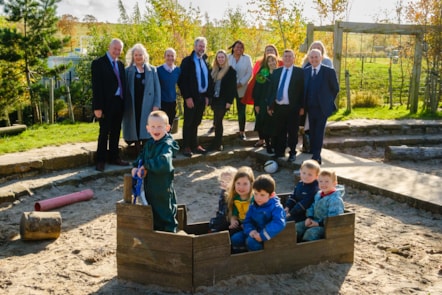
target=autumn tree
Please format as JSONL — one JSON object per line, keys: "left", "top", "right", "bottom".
{"left": 57, "top": 14, "right": 78, "bottom": 52}
{"left": 0, "top": 0, "right": 69, "bottom": 123}
{"left": 313, "top": 0, "right": 352, "bottom": 24}
{"left": 406, "top": 0, "right": 441, "bottom": 113}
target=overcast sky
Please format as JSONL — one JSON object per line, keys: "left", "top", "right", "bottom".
{"left": 56, "top": 0, "right": 409, "bottom": 24}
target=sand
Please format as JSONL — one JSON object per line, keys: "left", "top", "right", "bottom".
{"left": 0, "top": 155, "right": 441, "bottom": 294}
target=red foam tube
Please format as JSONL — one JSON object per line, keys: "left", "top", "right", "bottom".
{"left": 35, "top": 189, "right": 94, "bottom": 211}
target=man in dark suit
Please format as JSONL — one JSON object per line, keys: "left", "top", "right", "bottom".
{"left": 267, "top": 49, "right": 304, "bottom": 162}
{"left": 178, "top": 36, "right": 212, "bottom": 157}
{"left": 303, "top": 48, "right": 339, "bottom": 164}
{"left": 92, "top": 38, "right": 129, "bottom": 171}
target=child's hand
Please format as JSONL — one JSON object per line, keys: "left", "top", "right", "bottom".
{"left": 131, "top": 168, "right": 137, "bottom": 177}
{"left": 137, "top": 166, "right": 146, "bottom": 178}
{"left": 305, "top": 218, "right": 313, "bottom": 227}
{"left": 284, "top": 207, "right": 289, "bottom": 214}
{"left": 249, "top": 230, "right": 262, "bottom": 242}
{"left": 229, "top": 218, "right": 239, "bottom": 229}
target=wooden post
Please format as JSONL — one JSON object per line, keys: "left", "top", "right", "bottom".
{"left": 20, "top": 211, "right": 62, "bottom": 240}
{"left": 409, "top": 33, "right": 423, "bottom": 114}
{"left": 49, "top": 78, "right": 54, "bottom": 124}
{"left": 345, "top": 70, "right": 351, "bottom": 113}
{"left": 123, "top": 173, "right": 133, "bottom": 203}
{"left": 333, "top": 21, "right": 343, "bottom": 107}
{"left": 307, "top": 23, "right": 314, "bottom": 49}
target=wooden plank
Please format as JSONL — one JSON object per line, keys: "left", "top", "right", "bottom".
{"left": 117, "top": 215, "right": 153, "bottom": 231}
{"left": 265, "top": 221, "right": 297, "bottom": 250}
{"left": 116, "top": 202, "right": 153, "bottom": 218}
{"left": 117, "top": 248, "right": 192, "bottom": 273}
{"left": 183, "top": 222, "right": 210, "bottom": 235}
{"left": 325, "top": 212, "right": 355, "bottom": 239}
{"left": 117, "top": 262, "right": 193, "bottom": 291}
{"left": 193, "top": 232, "right": 231, "bottom": 261}
{"left": 123, "top": 174, "right": 132, "bottom": 203}
{"left": 117, "top": 229, "right": 193, "bottom": 254}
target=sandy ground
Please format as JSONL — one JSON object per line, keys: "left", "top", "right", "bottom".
{"left": 0, "top": 155, "right": 441, "bottom": 295}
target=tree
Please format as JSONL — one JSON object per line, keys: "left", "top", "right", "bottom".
{"left": 247, "top": 0, "right": 305, "bottom": 50}
{"left": 406, "top": 0, "right": 442, "bottom": 113}
{"left": 313, "top": 0, "right": 351, "bottom": 24}
{"left": 57, "top": 14, "right": 78, "bottom": 52}
{"left": 0, "top": 0, "right": 69, "bottom": 123}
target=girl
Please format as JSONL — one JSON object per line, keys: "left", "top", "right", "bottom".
{"left": 226, "top": 166, "right": 255, "bottom": 235}
{"left": 208, "top": 50, "right": 237, "bottom": 151}
{"left": 252, "top": 53, "right": 280, "bottom": 153}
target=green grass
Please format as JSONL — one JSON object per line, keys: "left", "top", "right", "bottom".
{"left": 0, "top": 122, "right": 99, "bottom": 155}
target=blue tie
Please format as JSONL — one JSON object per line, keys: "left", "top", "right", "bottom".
{"left": 277, "top": 68, "right": 288, "bottom": 101}
{"left": 313, "top": 68, "right": 317, "bottom": 78}
{"left": 200, "top": 59, "right": 206, "bottom": 89}
{"left": 113, "top": 61, "right": 123, "bottom": 99}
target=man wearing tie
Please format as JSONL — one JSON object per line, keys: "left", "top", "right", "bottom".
{"left": 267, "top": 49, "right": 304, "bottom": 162}
{"left": 92, "top": 38, "right": 129, "bottom": 172}
{"left": 178, "top": 37, "right": 212, "bottom": 157}
{"left": 303, "top": 49, "right": 339, "bottom": 164}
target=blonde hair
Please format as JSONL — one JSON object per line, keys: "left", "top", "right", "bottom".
{"left": 148, "top": 110, "right": 169, "bottom": 125}
{"left": 211, "top": 50, "right": 230, "bottom": 81}
{"left": 302, "top": 40, "right": 329, "bottom": 67}
{"left": 301, "top": 159, "right": 321, "bottom": 175}
{"left": 226, "top": 166, "right": 254, "bottom": 219}
{"left": 319, "top": 169, "right": 337, "bottom": 183}
{"left": 218, "top": 166, "right": 237, "bottom": 183}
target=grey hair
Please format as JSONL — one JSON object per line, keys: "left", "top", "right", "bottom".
{"left": 125, "top": 43, "right": 150, "bottom": 66}
{"left": 194, "top": 36, "right": 207, "bottom": 47}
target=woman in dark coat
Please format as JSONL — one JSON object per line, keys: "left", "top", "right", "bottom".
{"left": 208, "top": 50, "right": 237, "bottom": 151}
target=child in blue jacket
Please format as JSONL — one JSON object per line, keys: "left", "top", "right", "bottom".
{"left": 231, "top": 174, "right": 286, "bottom": 252}
{"left": 296, "top": 169, "right": 344, "bottom": 242}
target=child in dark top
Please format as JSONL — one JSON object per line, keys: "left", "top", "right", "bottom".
{"left": 296, "top": 169, "right": 345, "bottom": 242}
{"left": 285, "top": 159, "right": 320, "bottom": 222}
{"left": 230, "top": 174, "right": 286, "bottom": 252}
{"left": 208, "top": 166, "right": 237, "bottom": 232}
{"left": 131, "top": 110, "right": 180, "bottom": 233}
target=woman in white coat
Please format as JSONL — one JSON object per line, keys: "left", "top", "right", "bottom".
{"left": 122, "top": 43, "right": 161, "bottom": 153}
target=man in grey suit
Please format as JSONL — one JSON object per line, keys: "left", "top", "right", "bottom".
{"left": 303, "top": 49, "right": 339, "bottom": 164}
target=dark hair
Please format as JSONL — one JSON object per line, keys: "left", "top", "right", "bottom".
{"left": 253, "top": 174, "right": 275, "bottom": 194}
{"left": 228, "top": 40, "right": 245, "bottom": 54}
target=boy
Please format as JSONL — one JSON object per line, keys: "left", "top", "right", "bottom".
{"left": 285, "top": 159, "right": 320, "bottom": 222}
{"left": 230, "top": 174, "right": 286, "bottom": 252}
{"left": 131, "top": 110, "right": 180, "bottom": 232}
{"left": 296, "top": 169, "right": 344, "bottom": 242}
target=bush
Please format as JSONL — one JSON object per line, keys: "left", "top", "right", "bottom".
{"left": 351, "top": 90, "right": 383, "bottom": 107}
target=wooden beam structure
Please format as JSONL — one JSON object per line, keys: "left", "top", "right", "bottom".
{"left": 305, "top": 21, "right": 437, "bottom": 109}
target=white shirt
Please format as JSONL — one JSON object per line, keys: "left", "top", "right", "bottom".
{"left": 312, "top": 64, "right": 322, "bottom": 76}
{"left": 277, "top": 66, "right": 293, "bottom": 105}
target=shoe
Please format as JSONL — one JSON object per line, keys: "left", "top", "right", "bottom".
{"left": 287, "top": 154, "right": 296, "bottom": 162}
{"left": 239, "top": 133, "right": 247, "bottom": 140}
{"left": 193, "top": 145, "right": 207, "bottom": 154}
{"left": 266, "top": 146, "right": 274, "bottom": 154}
{"left": 111, "top": 158, "right": 129, "bottom": 166}
{"left": 96, "top": 162, "right": 105, "bottom": 172}
{"left": 183, "top": 147, "right": 193, "bottom": 158}
{"left": 312, "top": 157, "right": 322, "bottom": 165}
{"left": 207, "top": 126, "right": 215, "bottom": 134}
{"left": 254, "top": 140, "right": 265, "bottom": 147}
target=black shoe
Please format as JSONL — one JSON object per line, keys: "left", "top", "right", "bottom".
{"left": 239, "top": 133, "right": 247, "bottom": 140}
{"left": 287, "top": 154, "right": 296, "bottom": 162}
{"left": 96, "top": 162, "right": 105, "bottom": 172}
{"left": 208, "top": 145, "right": 223, "bottom": 152}
{"left": 193, "top": 145, "right": 207, "bottom": 154}
{"left": 183, "top": 147, "right": 193, "bottom": 158}
{"left": 266, "top": 146, "right": 274, "bottom": 154}
{"left": 207, "top": 126, "right": 215, "bottom": 134}
{"left": 312, "top": 157, "right": 322, "bottom": 165}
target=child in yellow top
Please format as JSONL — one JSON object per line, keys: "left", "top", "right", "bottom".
{"left": 226, "top": 166, "right": 255, "bottom": 235}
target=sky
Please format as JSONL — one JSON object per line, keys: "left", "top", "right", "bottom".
{"left": 56, "top": 0, "right": 408, "bottom": 24}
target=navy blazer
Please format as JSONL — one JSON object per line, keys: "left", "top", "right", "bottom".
{"left": 178, "top": 51, "right": 213, "bottom": 101}
{"left": 267, "top": 66, "right": 304, "bottom": 111}
{"left": 303, "top": 65, "right": 339, "bottom": 117}
{"left": 91, "top": 54, "right": 126, "bottom": 112}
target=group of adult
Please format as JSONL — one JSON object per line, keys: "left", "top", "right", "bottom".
{"left": 91, "top": 37, "right": 339, "bottom": 171}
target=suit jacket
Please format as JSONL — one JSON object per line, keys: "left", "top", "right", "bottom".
{"left": 267, "top": 66, "right": 304, "bottom": 111}
{"left": 91, "top": 54, "right": 126, "bottom": 112}
{"left": 303, "top": 65, "right": 339, "bottom": 117}
{"left": 178, "top": 51, "right": 212, "bottom": 101}
{"left": 122, "top": 64, "right": 161, "bottom": 141}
